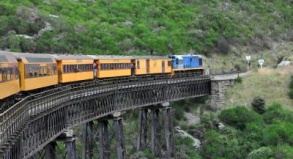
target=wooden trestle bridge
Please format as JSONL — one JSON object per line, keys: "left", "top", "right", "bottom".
{"left": 0, "top": 75, "right": 212, "bottom": 159}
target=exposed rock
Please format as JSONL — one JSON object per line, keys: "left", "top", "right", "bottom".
{"left": 278, "top": 61, "right": 291, "bottom": 67}
{"left": 218, "top": 122, "right": 225, "bottom": 130}
{"left": 35, "top": 22, "right": 53, "bottom": 38}
{"left": 124, "top": 20, "right": 133, "bottom": 26}
{"left": 15, "top": 34, "right": 33, "bottom": 39}
{"left": 175, "top": 126, "right": 201, "bottom": 149}
{"left": 184, "top": 112, "right": 200, "bottom": 125}
{"left": 16, "top": 6, "right": 40, "bottom": 23}
{"left": 74, "top": 25, "right": 87, "bottom": 32}
{"left": 49, "top": 14, "right": 59, "bottom": 18}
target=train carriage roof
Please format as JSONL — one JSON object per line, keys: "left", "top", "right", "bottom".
{"left": 182, "top": 54, "right": 203, "bottom": 58}
{"left": 171, "top": 55, "right": 183, "bottom": 60}
{"left": 87, "top": 55, "right": 133, "bottom": 60}
{"left": 131, "top": 56, "right": 169, "bottom": 60}
{"left": 51, "top": 54, "right": 92, "bottom": 60}
{"left": 0, "top": 51, "right": 55, "bottom": 63}
{"left": 88, "top": 55, "right": 169, "bottom": 60}
{"left": 0, "top": 51, "right": 18, "bottom": 63}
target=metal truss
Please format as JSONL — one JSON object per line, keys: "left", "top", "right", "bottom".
{"left": 0, "top": 76, "right": 211, "bottom": 158}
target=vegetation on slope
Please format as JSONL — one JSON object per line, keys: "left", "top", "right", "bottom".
{"left": 165, "top": 99, "right": 293, "bottom": 159}
{"left": 0, "top": 0, "right": 292, "bottom": 55}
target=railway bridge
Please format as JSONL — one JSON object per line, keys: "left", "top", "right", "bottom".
{"left": 0, "top": 72, "right": 240, "bottom": 159}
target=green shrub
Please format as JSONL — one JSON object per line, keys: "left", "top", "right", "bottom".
{"left": 235, "top": 76, "right": 242, "bottom": 83}
{"left": 251, "top": 97, "right": 266, "bottom": 114}
{"left": 247, "top": 147, "right": 273, "bottom": 159}
{"left": 272, "top": 144, "right": 293, "bottom": 159}
{"left": 263, "top": 103, "right": 293, "bottom": 124}
{"left": 200, "top": 130, "right": 243, "bottom": 159}
{"left": 218, "top": 106, "right": 262, "bottom": 130}
{"left": 262, "top": 122, "right": 293, "bottom": 146}
{"left": 142, "top": 149, "right": 155, "bottom": 159}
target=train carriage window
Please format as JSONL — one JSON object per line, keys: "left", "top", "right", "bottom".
{"left": 53, "top": 65, "right": 57, "bottom": 75}
{"left": 2, "top": 68, "right": 6, "bottom": 81}
{"left": 63, "top": 65, "right": 67, "bottom": 73}
{"left": 0, "top": 68, "right": 2, "bottom": 82}
{"left": 199, "top": 58, "right": 202, "bottom": 65}
{"left": 15, "top": 66, "right": 19, "bottom": 79}
{"left": 49, "top": 64, "right": 52, "bottom": 75}
{"left": 29, "top": 66, "right": 33, "bottom": 77}
{"left": 26, "top": 57, "right": 53, "bottom": 63}
{"left": 0, "top": 55, "right": 8, "bottom": 62}
{"left": 67, "top": 65, "right": 69, "bottom": 73}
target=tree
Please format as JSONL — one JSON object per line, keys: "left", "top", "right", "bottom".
{"left": 251, "top": 97, "right": 266, "bottom": 114}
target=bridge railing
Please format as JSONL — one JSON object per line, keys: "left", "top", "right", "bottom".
{"left": 208, "top": 68, "right": 247, "bottom": 75}
{"left": 0, "top": 87, "right": 71, "bottom": 147}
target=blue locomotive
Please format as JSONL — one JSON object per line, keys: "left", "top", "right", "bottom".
{"left": 169, "top": 54, "right": 204, "bottom": 75}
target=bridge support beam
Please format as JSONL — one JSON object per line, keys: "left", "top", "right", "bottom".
{"left": 82, "top": 121, "right": 94, "bottom": 159}
{"left": 137, "top": 102, "right": 174, "bottom": 158}
{"left": 58, "top": 129, "right": 77, "bottom": 159}
{"left": 113, "top": 112, "right": 125, "bottom": 159}
{"left": 137, "top": 108, "right": 148, "bottom": 151}
{"left": 162, "top": 102, "right": 175, "bottom": 158}
{"left": 150, "top": 108, "right": 161, "bottom": 157}
{"left": 98, "top": 120, "right": 110, "bottom": 159}
{"left": 45, "top": 141, "right": 56, "bottom": 159}
{"left": 65, "top": 138, "right": 77, "bottom": 159}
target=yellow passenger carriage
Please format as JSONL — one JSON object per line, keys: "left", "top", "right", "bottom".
{"left": 12, "top": 53, "right": 58, "bottom": 91}
{"left": 88, "top": 55, "right": 132, "bottom": 78}
{"left": 132, "top": 56, "right": 172, "bottom": 75}
{"left": 52, "top": 54, "right": 94, "bottom": 83}
{"left": 0, "top": 51, "right": 20, "bottom": 101}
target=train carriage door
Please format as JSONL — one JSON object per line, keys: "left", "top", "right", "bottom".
{"left": 162, "top": 61, "right": 165, "bottom": 73}
{"left": 146, "top": 59, "right": 150, "bottom": 74}
{"left": 56, "top": 60, "right": 62, "bottom": 82}
{"left": 131, "top": 59, "right": 135, "bottom": 76}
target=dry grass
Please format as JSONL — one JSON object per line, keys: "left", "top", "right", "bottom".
{"left": 204, "top": 41, "right": 293, "bottom": 71}
{"left": 224, "top": 65, "right": 293, "bottom": 110}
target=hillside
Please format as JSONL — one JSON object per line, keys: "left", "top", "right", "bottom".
{"left": 225, "top": 65, "right": 293, "bottom": 110}
{"left": 0, "top": 0, "right": 292, "bottom": 55}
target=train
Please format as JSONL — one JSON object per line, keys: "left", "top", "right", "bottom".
{"left": 0, "top": 51, "right": 204, "bottom": 111}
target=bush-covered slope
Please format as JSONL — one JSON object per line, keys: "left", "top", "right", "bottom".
{"left": 0, "top": 0, "right": 292, "bottom": 55}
